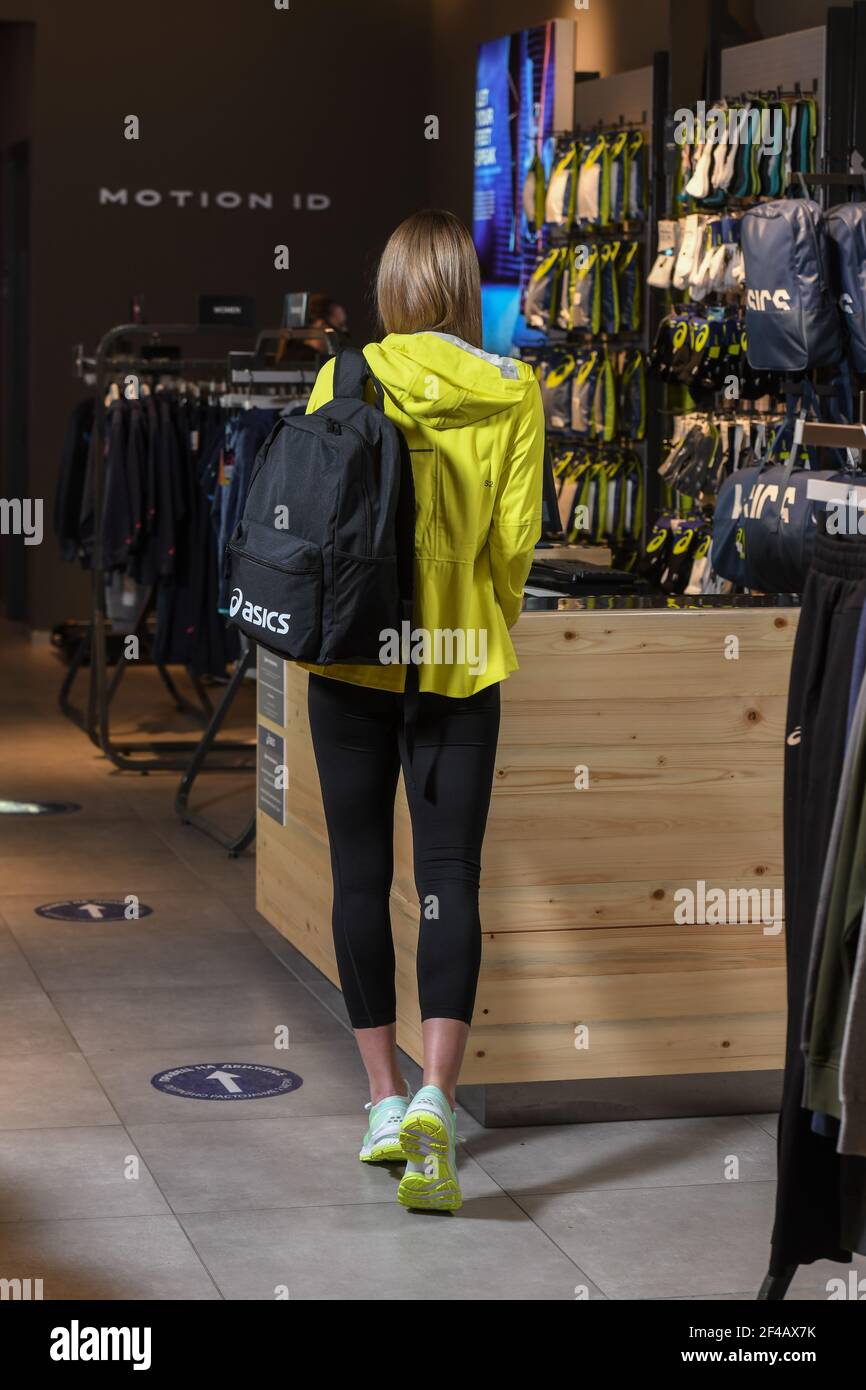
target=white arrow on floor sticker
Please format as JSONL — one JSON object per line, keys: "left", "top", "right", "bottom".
{"left": 206, "top": 1070, "right": 243, "bottom": 1093}
{"left": 79, "top": 902, "right": 105, "bottom": 919}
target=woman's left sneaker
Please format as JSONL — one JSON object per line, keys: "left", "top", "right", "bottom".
{"left": 397, "top": 1085, "right": 461, "bottom": 1210}
{"left": 358, "top": 1087, "right": 412, "bottom": 1163}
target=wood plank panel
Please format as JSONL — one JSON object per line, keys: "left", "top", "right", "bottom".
{"left": 504, "top": 652, "right": 794, "bottom": 702}
{"left": 477, "top": 923, "right": 784, "bottom": 977}
{"left": 498, "top": 695, "right": 789, "bottom": 747}
{"left": 256, "top": 816, "right": 338, "bottom": 986}
{"left": 510, "top": 607, "right": 798, "bottom": 658}
{"left": 492, "top": 743, "right": 784, "bottom": 784}
{"left": 448, "top": 1018, "right": 786, "bottom": 1084}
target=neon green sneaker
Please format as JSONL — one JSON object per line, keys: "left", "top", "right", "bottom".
{"left": 397, "top": 1085, "right": 461, "bottom": 1210}
{"left": 359, "top": 1084, "right": 412, "bottom": 1163}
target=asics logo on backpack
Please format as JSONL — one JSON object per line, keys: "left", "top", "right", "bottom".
{"left": 228, "top": 587, "right": 291, "bottom": 635}
{"left": 746, "top": 288, "right": 791, "bottom": 312}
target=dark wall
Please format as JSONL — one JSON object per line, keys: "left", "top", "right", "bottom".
{"left": 0, "top": 0, "right": 435, "bottom": 629}
{"left": 0, "top": 21, "right": 34, "bottom": 618}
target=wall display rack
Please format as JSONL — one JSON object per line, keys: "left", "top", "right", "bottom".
{"left": 521, "top": 53, "right": 669, "bottom": 558}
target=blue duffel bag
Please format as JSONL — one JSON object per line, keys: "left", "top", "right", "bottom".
{"left": 826, "top": 202, "right": 866, "bottom": 374}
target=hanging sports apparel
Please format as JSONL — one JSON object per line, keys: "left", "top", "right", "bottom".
{"left": 607, "top": 131, "right": 629, "bottom": 224}
{"left": 523, "top": 248, "right": 565, "bottom": 332}
{"left": 685, "top": 133, "right": 714, "bottom": 201}
{"left": 627, "top": 130, "right": 647, "bottom": 222}
{"left": 617, "top": 350, "right": 646, "bottom": 440}
{"left": 591, "top": 352, "right": 617, "bottom": 442}
{"left": 672, "top": 214, "right": 707, "bottom": 290}
{"left": 536, "top": 352, "right": 577, "bottom": 432}
{"left": 648, "top": 306, "right": 783, "bottom": 402}
{"left": 685, "top": 526, "right": 733, "bottom": 595}
{"left": 571, "top": 351, "right": 601, "bottom": 436}
{"left": 647, "top": 219, "right": 680, "bottom": 289}
{"left": 576, "top": 134, "right": 610, "bottom": 230}
{"left": 522, "top": 153, "right": 547, "bottom": 236}
{"left": 58, "top": 388, "right": 271, "bottom": 678}
{"left": 569, "top": 244, "right": 601, "bottom": 334}
{"left": 599, "top": 243, "right": 621, "bottom": 334}
{"left": 617, "top": 241, "right": 642, "bottom": 330}
{"left": 556, "top": 245, "right": 576, "bottom": 331}
{"left": 545, "top": 140, "right": 578, "bottom": 230}
{"left": 556, "top": 449, "right": 643, "bottom": 547}
{"left": 659, "top": 419, "right": 720, "bottom": 498}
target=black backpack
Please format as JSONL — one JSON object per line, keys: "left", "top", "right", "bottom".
{"left": 741, "top": 199, "right": 841, "bottom": 372}
{"left": 227, "top": 348, "right": 414, "bottom": 665}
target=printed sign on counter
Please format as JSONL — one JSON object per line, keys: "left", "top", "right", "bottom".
{"left": 258, "top": 724, "right": 286, "bottom": 825}
{"left": 257, "top": 648, "right": 286, "bottom": 725}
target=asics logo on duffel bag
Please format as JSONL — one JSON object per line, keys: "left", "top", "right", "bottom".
{"left": 745, "top": 288, "right": 791, "bottom": 312}
{"left": 229, "top": 587, "right": 290, "bottom": 635}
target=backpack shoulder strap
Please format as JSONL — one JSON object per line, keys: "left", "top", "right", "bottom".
{"left": 333, "top": 347, "right": 385, "bottom": 408}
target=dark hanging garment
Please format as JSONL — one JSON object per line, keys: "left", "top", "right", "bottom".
{"left": 188, "top": 413, "right": 239, "bottom": 678}
{"left": 135, "top": 394, "right": 161, "bottom": 585}
{"left": 155, "top": 395, "right": 180, "bottom": 578}
{"left": 772, "top": 526, "right": 866, "bottom": 1272}
{"left": 54, "top": 398, "right": 95, "bottom": 563}
{"left": 150, "top": 398, "right": 197, "bottom": 668}
{"left": 101, "top": 400, "right": 133, "bottom": 571}
{"left": 124, "top": 400, "right": 149, "bottom": 571}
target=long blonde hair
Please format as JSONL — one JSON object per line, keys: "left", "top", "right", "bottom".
{"left": 376, "top": 210, "right": 483, "bottom": 348}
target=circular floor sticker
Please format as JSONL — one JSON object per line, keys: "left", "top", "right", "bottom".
{"left": 35, "top": 899, "right": 153, "bottom": 922}
{"left": 151, "top": 1063, "right": 303, "bottom": 1101}
{"left": 0, "top": 800, "right": 82, "bottom": 816}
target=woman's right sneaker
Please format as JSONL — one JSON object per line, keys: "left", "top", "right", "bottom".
{"left": 397, "top": 1084, "right": 461, "bottom": 1211}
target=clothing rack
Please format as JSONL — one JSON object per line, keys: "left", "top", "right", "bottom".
{"left": 59, "top": 322, "right": 330, "bottom": 786}
{"left": 174, "top": 324, "right": 338, "bottom": 854}
{"left": 758, "top": 409, "right": 865, "bottom": 1303}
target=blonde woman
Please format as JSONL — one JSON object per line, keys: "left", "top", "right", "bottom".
{"left": 303, "top": 210, "right": 544, "bottom": 1210}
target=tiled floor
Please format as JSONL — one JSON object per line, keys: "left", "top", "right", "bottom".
{"left": 0, "top": 624, "right": 863, "bottom": 1300}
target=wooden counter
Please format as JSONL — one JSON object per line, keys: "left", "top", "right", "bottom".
{"left": 256, "top": 605, "right": 796, "bottom": 1087}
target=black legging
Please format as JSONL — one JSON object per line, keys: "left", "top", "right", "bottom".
{"left": 307, "top": 673, "right": 500, "bottom": 1028}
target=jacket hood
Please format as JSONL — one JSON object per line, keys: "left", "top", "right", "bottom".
{"left": 362, "top": 332, "right": 536, "bottom": 431}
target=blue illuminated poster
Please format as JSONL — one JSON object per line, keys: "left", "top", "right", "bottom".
{"left": 473, "top": 20, "right": 574, "bottom": 354}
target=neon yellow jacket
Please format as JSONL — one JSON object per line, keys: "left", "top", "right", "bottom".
{"left": 300, "top": 331, "right": 544, "bottom": 697}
